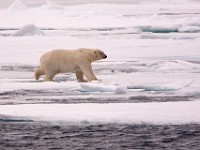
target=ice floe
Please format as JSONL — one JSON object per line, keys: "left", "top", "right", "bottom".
{"left": 0, "top": 101, "right": 200, "bottom": 124}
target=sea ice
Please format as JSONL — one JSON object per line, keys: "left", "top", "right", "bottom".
{"left": 0, "top": 101, "right": 200, "bottom": 125}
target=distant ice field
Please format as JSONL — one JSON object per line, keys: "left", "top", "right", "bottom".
{"left": 0, "top": 0, "right": 145, "bottom": 8}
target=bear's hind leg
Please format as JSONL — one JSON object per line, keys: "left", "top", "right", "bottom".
{"left": 44, "top": 68, "right": 58, "bottom": 81}
{"left": 34, "top": 67, "right": 45, "bottom": 80}
{"left": 44, "top": 71, "right": 56, "bottom": 81}
{"left": 44, "top": 74, "right": 55, "bottom": 81}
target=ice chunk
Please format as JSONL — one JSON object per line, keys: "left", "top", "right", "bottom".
{"left": 155, "top": 60, "right": 200, "bottom": 72}
{"left": 7, "top": 0, "right": 28, "bottom": 11}
{"left": 178, "top": 25, "right": 200, "bottom": 33}
{"left": 80, "top": 82, "right": 127, "bottom": 94}
{"left": 127, "top": 85, "right": 177, "bottom": 92}
{"left": 13, "top": 24, "right": 45, "bottom": 36}
{"left": 41, "top": 0, "right": 64, "bottom": 10}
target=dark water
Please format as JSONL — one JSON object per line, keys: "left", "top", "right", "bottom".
{"left": 0, "top": 122, "right": 200, "bottom": 150}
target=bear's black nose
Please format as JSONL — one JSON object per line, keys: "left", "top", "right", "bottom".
{"left": 103, "top": 55, "right": 107, "bottom": 59}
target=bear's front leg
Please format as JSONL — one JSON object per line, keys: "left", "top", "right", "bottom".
{"left": 76, "top": 68, "right": 87, "bottom": 82}
{"left": 79, "top": 64, "right": 98, "bottom": 82}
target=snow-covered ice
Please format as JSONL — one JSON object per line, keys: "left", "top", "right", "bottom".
{"left": 0, "top": 0, "right": 200, "bottom": 125}
{"left": 1, "top": 101, "right": 200, "bottom": 125}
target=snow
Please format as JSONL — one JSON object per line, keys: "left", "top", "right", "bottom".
{"left": 1, "top": 101, "right": 200, "bottom": 125}
{"left": 0, "top": 0, "right": 200, "bottom": 125}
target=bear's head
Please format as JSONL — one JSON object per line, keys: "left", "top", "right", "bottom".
{"left": 92, "top": 49, "right": 107, "bottom": 61}
{"left": 79, "top": 48, "right": 107, "bottom": 62}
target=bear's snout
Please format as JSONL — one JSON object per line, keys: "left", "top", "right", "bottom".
{"left": 103, "top": 54, "right": 107, "bottom": 59}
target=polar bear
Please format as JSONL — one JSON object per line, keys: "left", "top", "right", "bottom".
{"left": 34, "top": 48, "right": 107, "bottom": 82}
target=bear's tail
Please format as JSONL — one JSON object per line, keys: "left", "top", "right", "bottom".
{"left": 34, "top": 67, "right": 45, "bottom": 80}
